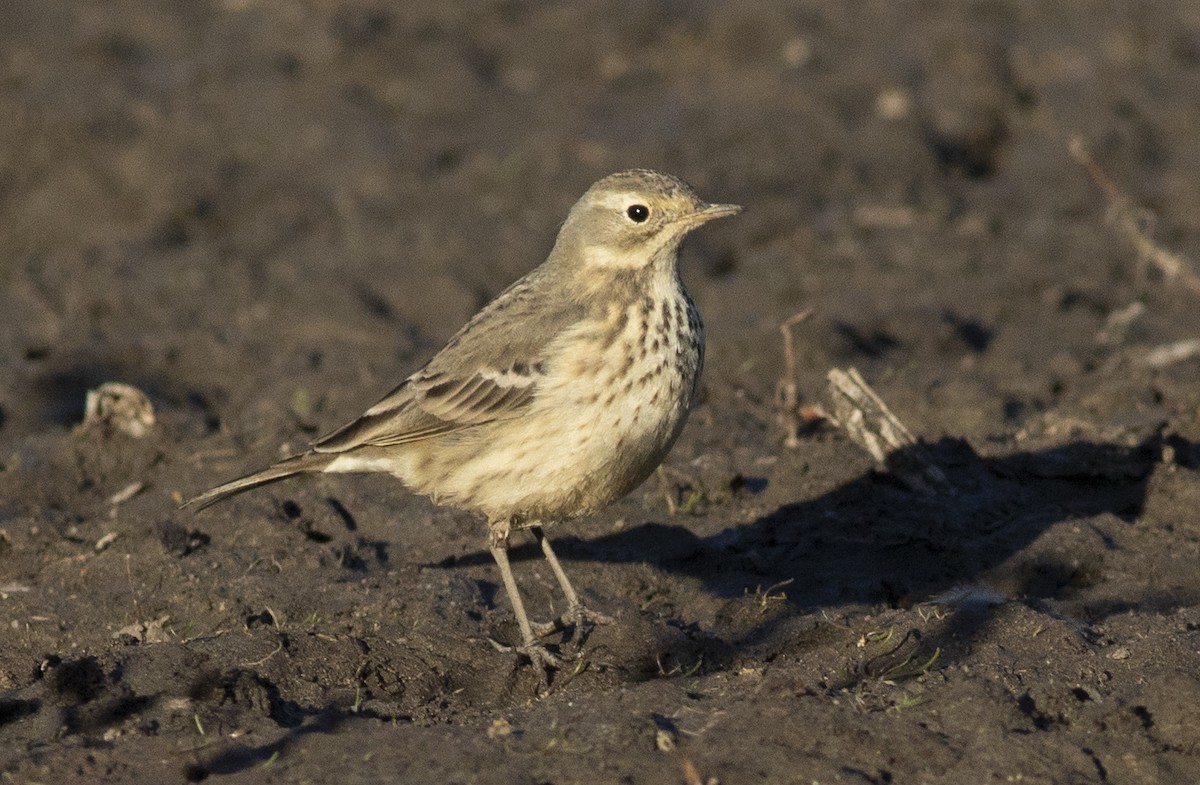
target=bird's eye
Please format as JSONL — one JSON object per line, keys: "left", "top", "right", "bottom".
{"left": 626, "top": 204, "right": 650, "bottom": 223}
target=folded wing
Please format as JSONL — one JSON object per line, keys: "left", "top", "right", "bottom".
{"left": 311, "top": 272, "right": 584, "bottom": 454}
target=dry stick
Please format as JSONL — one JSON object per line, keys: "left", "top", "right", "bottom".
{"left": 775, "top": 308, "right": 815, "bottom": 448}
{"left": 1068, "top": 136, "right": 1200, "bottom": 299}
{"left": 1095, "top": 301, "right": 1146, "bottom": 345}
{"left": 1142, "top": 338, "right": 1200, "bottom": 369}
{"left": 825, "top": 368, "right": 952, "bottom": 496}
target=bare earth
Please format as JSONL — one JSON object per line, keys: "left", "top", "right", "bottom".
{"left": 3, "top": 2, "right": 1200, "bottom": 783}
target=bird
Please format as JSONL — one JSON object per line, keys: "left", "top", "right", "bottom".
{"left": 183, "top": 169, "right": 741, "bottom": 670}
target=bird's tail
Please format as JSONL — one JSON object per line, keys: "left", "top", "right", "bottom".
{"left": 181, "top": 452, "right": 334, "bottom": 512}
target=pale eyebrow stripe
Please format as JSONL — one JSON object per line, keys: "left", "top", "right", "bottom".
{"left": 590, "top": 192, "right": 643, "bottom": 211}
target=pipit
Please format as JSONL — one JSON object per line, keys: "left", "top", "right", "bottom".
{"left": 185, "top": 169, "right": 740, "bottom": 669}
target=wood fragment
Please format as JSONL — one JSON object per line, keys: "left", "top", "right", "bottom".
{"left": 825, "top": 367, "right": 952, "bottom": 496}
{"left": 109, "top": 481, "right": 146, "bottom": 506}
{"left": 679, "top": 757, "right": 705, "bottom": 785}
{"left": 95, "top": 531, "right": 120, "bottom": 552}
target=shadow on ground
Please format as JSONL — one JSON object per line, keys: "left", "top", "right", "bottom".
{"left": 439, "top": 434, "right": 1186, "bottom": 666}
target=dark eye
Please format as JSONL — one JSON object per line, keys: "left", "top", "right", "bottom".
{"left": 626, "top": 204, "right": 649, "bottom": 223}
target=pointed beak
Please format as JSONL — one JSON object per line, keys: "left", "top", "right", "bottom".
{"left": 688, "top": 202, "right": 743, "bottom": 225}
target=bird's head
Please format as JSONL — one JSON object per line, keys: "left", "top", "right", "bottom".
{"left": 552, "top": 170, "right": 741, "bottom": 275}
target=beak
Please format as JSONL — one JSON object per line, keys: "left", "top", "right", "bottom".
{"left": 688, "top": 202, "right": 743, "bottom": 225}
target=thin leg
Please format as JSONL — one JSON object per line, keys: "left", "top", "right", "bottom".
{"left": 489, "top": 543, "right": 536, "bottom": 647}
{"left": 532, "top": 526, "right": 580, "bottom": 609}
{"left": 487, "top": 520, "right": 561, "bottom": 671}
{"left": 530, "top": 526, "right": 614, "bottom": 637}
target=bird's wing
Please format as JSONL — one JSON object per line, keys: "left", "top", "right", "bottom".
{"left": 311, "top": 273, "right": 586, "bottom": 454}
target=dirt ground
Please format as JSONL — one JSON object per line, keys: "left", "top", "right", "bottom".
{"left": 3, "top": 1, "right": 1200, "bottom": 782}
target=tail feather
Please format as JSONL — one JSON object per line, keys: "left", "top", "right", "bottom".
{"left": 181, "top": 452, "right": 333, "bottom": 511}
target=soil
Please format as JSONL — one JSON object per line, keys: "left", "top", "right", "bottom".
{"left": 3, "top": 2, "right": 1200, "bottom": 783}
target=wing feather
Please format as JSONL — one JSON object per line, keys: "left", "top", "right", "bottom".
{"left": 311, "top": 271, "right": 585, "bottom": 454}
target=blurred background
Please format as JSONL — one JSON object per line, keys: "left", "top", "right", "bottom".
{"left": 3, "top": 0, "right": 1198, "bottom": 446}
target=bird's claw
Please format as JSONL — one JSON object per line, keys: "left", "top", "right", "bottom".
{"left": 488, "top": 637, "right": 563, "bottom": 670}
{"left": 532, "top": 603, "right": 615, "bottom": 638}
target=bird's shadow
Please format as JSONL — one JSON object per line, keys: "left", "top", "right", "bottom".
{"left": 181, "top": 707, "right": 394, "bottom": 780}
{"left": 435, "top": 434, "right": 1196, "bottom": 665}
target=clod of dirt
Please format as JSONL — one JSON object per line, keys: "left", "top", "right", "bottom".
{"left": 79, "top": 383, "right": 156, "bottom": 438}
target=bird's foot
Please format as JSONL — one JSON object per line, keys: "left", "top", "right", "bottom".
{"left": 489, "top": 637, "right": 563, "bottom": 670}
{"left": 532, "top": 603, "right": 615, "bottom": 639}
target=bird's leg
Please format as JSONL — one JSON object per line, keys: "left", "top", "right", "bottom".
{"left": 487, "top": 519, "right": 561, "bottom": 670}
{"left": 529, "top": 525, "right": 614, "bottom": 638}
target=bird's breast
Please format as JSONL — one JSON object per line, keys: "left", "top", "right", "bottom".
{"left": 411, "top": 285, "right": 704, "bottom": 523}
{"left": 534, "top": 287, "right": 704, "bottom": 505}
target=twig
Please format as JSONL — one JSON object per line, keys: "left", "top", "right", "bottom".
{"left": 95, "top": 531, "right": 120, "bottom": 552}
{"left": 1095, "top": 301, "right": 1145, "bottom": 345}
{"left": 242, "top": 641, "right": 284, "bottom": 667}
{"left": 656, "top": 466, "right": 678, "bottom": 515}
{"left": 1141, "top": 338, "right": 1200, "bottom": 369}
{"left": 679, "top": 757, "right": 705, "bottom": 785}
{"left": 775, "top": 308, "right": 815, "bottom": 448}
{"left": 108, "top": 481, "right": 145, "bottom": 506}
{"left": 1069, "top": 136, "right": 1200, "bottom": 298}
{"left": 125, "top": 554, "right": 140, "bottom": 613}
